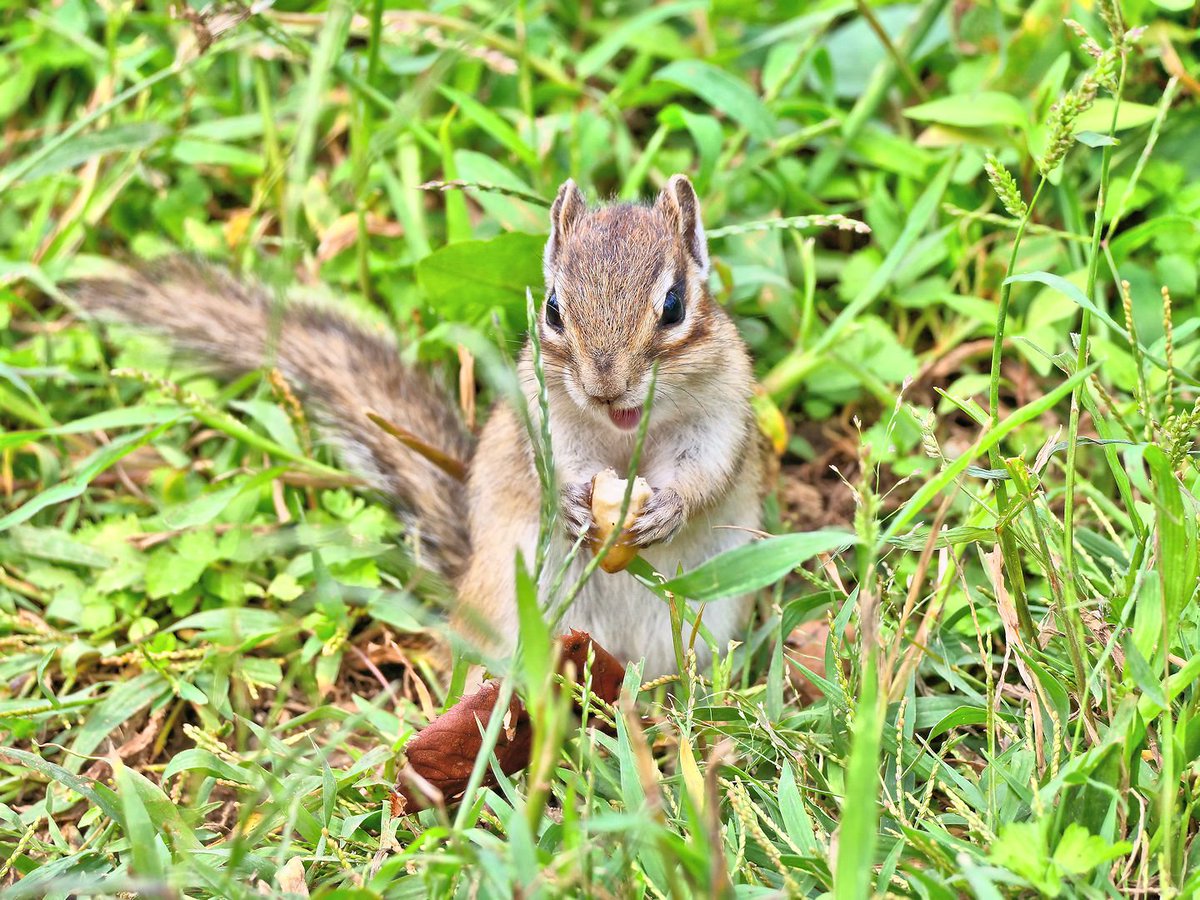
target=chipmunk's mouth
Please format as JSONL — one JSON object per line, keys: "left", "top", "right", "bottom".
{"left": 607, "top": 406, "right": 643, "bottom": 431}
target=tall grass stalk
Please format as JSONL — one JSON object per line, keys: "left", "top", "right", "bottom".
{"left": 986, "top": 174, "right": 1047, "bottom": 641}
{"left": 1061, "top": 61, "right": 1127, "bottom": 748}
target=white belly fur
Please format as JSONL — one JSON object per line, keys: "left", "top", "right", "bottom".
{"left": 541, "top": 477, "right": 759, "bottom": 678}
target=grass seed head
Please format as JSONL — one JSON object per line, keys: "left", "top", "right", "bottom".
{"left": 984, "top": 154, "right": 1027, "bottom": 219}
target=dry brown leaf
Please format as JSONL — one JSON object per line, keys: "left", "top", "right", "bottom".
{"left": 316, "top": 212, "right": 404, "bottom": 263}
{"left": 393, "top": 630, "right": 625, "bottom": 812}
{"left": 275, "top": 856, "right": 309, "bottom": 897}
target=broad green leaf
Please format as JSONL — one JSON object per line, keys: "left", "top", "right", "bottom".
{"left": 416, "top": 232, "right": 545, "bottom": 326}
{"left": 928, "top": 705, "right": 989, "bottom": 738}
{"left": 990, "top": 821, "right": 1058, "bottom": 895}
{"left": 1075, "top": 100, "right": 1159, "bottom": 133}
{"left": 779, "top": 760, "right": 820, "bottom": 854}
{"left": 1123, "top": 636, "right": 1166, "bottom": 709}
{"left": 171, "top": 138, "right": 264, "bottom": 173}
{"left": 169, "top": 608, "right": 287, "bottom": 646}
{"left": 8, "top": 526, "right": 113, "bottom": 568}
{"left": 1052, "top": 823, "right": 1132, "bottom": 876}
{"left": 655, "top": 60, "right": 775, "bottom": 141}
{"left": 153, "top": 468, "right": 285, "bottom": 531}
{"left": 145, "top": 545, "right": 209, "bottom": 599}
{"left": 1076, "top": 131, "right": 1118, "bottom": 148}
{"left": 658, "top": 105, "right": 723, "bottom": 190}
{"left": 229, "top": 400, "right": 301, "bottom": 454}
{"left": 658, "top": 530, "right": 856, "bottom": 601}
{"left": 904, "top": 92, "right": 1026, "bottom": 129}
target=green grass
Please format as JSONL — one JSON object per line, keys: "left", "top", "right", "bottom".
{"left": 2, "top": 0, "right": 1200, "bottom": 897}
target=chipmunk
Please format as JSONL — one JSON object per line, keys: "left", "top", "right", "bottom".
{"left": 71, "top": 174, "right": 770, "bottom": 677}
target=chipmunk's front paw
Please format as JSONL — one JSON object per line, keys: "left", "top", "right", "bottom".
{"left": 561, "top": 481, "right": 594, "bottom": 540}
{"left": 629, "top": 488, "right": 685, "bottom": 547}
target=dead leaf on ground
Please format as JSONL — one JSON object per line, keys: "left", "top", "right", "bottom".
{"left": 393, "top": 630, "right": 625, "bottom": 812}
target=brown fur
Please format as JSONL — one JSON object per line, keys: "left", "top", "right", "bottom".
{"left": 70, "top": 174, "right": 770, "bottom": 674}
{"left": 69, "top": 256, "right": 473, "bottom": 578}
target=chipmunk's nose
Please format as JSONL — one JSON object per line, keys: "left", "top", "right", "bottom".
{"left": 581, "top": 355, "right": 628, "bottom": 405}
{"left": 588, "top": 388, "right": 624, "bottom": 405}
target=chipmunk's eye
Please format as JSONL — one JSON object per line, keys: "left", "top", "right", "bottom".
{"left": 545, "top": 291, "right": 564, "bottom": 332}
{"left": 660, "top": 285, "right": 685, "bottom": 327}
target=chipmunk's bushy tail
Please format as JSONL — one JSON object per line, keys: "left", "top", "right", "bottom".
{"left": 70, "top": 256, "right": 473, "bottom": 577}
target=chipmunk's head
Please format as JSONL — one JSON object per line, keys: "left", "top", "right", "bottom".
{"left": 539, "top": 174, "right": 727, "bottom": 432}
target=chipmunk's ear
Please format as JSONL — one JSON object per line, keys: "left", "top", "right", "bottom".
{"left": 544, "top": 179, "right": 587, "bottom": 279}
{"left": 655, "top": 174, "right": 708, "bottom": 276}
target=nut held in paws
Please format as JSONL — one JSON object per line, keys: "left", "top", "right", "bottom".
{"left": 589, "top": 468, "right": 652, "bottom": 573}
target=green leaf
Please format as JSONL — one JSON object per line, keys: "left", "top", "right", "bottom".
{"left": 515, "top": 551, "right": 552, "bottom": 689}
{"left": 171, "top": 138, "right": 264, "bottom": 173}
{"left": 929, "top": 705, "right": 989, "bottom": 738}
{"left": 655, "top": 60, "right": 775, "bottom": 141}
{"left": 162, "top": 748, "right": 254, "bottom": 784}
{"left": 113, "top": 759, "right": 164, "bottom": 882}
{"left": 1006, "top": 271, "right": 1198, "bottom": 387}
{"left": 658, "top": 105, "right": 723, "bottom": 189}
{"left": 1075, "top": 131, "right": 1118, "bottom": 148}
{"left": 1123, "top": 636, "right": 1166, "bottom": 709}
{"left": 575, "top": 0, "right": 707, "bottom": 78}
{"left": 438, "top": 86, "right": 538, "bottom": 169}
{"left": 835, "top": 652, "right": 881, "bottom": 898}
{"left": 778, "top": 759, "right": 819, "bottom": 854}
{"left": 1052, "top": 823, "right": 1132, "bottom": 876}
{"left": 72, "top": 672, "right": 171, "bottom": 761}
{"left": 990, "top": 821, "right": 1058, "bottom": 895}
{"left": 145, "top": 546, "right": 208, "bottom": 599}
{"left": 0, "top": 747, "right": 122, "bottom": 822}
{"left": 1075, "top": 100, "right": 1159, "bottom": 133}
{"left": 22, "top": 121, "right": 169, "bottom": 181}
{"left": 153, "top": 468, "right": 285, "bottom": 531}
{"left": 1006, "top": 271, "right": 1124, "bottom": 334}
{"left": 882, "top": 360, "right": 1100, "bottom": 544}
{"left": 268, "top": 572, "right": 305, "bottom": 602}
{"left": 658, "top": 530, "right": 856, "bottom": 601}
{"left": 0, "top": 406, "right": 186, "bottom": 450}
{"left": 904, "top": 92, "right": 1027, "bottom": 129}
{"left": 0, "top": 423, "right": 175, "bottom": 532}
{"left": 1143, "top": 445, "right": 1199, "bottom": 631}
{"left": 169, "top": 608, "right": 287, "bottom": 646}
{"left": 416, "top": 232, "right": 546, "bottom": 326}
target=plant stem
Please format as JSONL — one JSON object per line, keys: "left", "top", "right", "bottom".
{"left": 1062, "top": 62, "right": 1127, "bottom": 745}
{"left": 987, "top": 177, "right": 1046, "bottom": 641}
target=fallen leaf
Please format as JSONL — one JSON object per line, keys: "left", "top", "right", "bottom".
{"left": 393, "top": 630, "right": 625, "bottom": 811}
{"left": 275, "top": 856, "right": 309, "bottom": 897}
